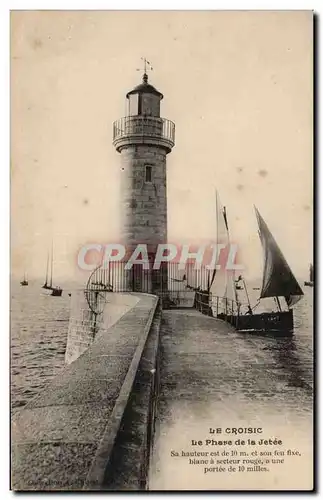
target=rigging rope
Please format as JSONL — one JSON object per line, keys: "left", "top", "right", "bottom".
{"left": 251, "top": 299, "right": 261, "bottom": 312}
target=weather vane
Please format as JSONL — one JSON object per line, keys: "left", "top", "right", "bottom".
{"left": 136, "top": 57, "right": 153, "bottom": 82}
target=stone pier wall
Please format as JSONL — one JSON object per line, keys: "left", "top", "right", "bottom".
{"left": 96, "top": 301, "right": 162, "bottom": 490}
{"left": 11, "top": 293, "right": 161, "bottom": 491}
{"left": 65, "top": 292, "right": 139, "bottom": 365}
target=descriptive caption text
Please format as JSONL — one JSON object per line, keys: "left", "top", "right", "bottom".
{"left": 170, "top": 427, "right": 302, "bottom": 474}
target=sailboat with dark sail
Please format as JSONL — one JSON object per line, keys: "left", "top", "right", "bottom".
{"left": 198, "top": 190, "right": 304, "bottom": 336}
{"left": 304, "top": 264, "right": 314, "bottom": 287}
{"left": 42, "top": 243, "right": 63, "bottom": 297}
{"left": 209, "top": 198, "right": 304, "bottom": 335}
{"left": 20, "top": 272, "right": 28, "bottom": 286}
{"left": 234, "top": 207, "right": 304, "bottom": 334}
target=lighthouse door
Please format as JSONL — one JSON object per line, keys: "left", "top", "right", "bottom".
{"left": 132, "top": 262, "right": 152, "bottom": 293}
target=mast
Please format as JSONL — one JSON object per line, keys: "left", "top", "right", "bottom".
{"left": 222, "top": 204, "right": 228, "bottom": 301}
{"left": 242, "top": 277, "right": 252, "bottom": 313}
{"left": 223, "top": 205, "right": 239, "bottom": 304}
{"left": 209, "top": 190, "right": 234, "bottom": 304}
{"left": 49, "top": 240, "right": 53, "bottom": 288}
{"left": 208, "top": 190, "right": 220, "bottom": 292}
{"left": 44, "top": 252, "right": 49, "bottom": 286}
{"left": 276, "top": 297, "right": 282, "bottom": 312}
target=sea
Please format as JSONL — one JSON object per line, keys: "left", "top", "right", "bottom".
{"left": 10, "top": 279, "right": 313, "bottom": 413}
{"left": 10, "top": 280, "right": 76, "bottom": 413}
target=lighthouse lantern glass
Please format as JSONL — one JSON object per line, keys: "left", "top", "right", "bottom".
{"left": 128, "top": 93, "right": 139, "bottom": 116}
{"left": 141, "top": 94, "right": 160, "bottom": 117}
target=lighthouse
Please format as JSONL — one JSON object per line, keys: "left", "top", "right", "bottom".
{"left": 113, "top": 65, "right": 175, "bottom": 293}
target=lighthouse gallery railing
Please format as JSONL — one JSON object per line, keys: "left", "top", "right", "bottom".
{"left": 113, "top": 116, "right": 175, "bottom": 144}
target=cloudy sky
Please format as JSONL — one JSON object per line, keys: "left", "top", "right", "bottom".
{"left": 11, "top": 10, "right": 313, "bottom": 281}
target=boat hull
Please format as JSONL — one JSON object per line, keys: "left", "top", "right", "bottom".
{"left": 194, "top": 291, "right": 295, "bottom": 337}
{"left": 218, "top": 310, "right": 294, "bottom": 337}
{"left": 304, "top": 281, "right": 314, "bottom": 287}
{"left": 41, "top": 287, "right": 63, "bottom": 296}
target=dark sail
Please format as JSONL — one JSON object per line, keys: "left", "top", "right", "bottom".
{"left": 255, "top": 207, "right": 303, "bottom": 308}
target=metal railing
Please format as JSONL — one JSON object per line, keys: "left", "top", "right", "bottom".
{"left": 84, "top": 262, "right": 209, "bottom": 309}
{"left": 194, "top": 291, "right": 255, "bottom": 328}
{"left": 86, "top": 262, "right": 208, "bottom": 293}
{"left": 84, "top": 262, "right": 258, "bottom": 318}
{"left": 112, "top": 116, "right": 175, "bottom": 144}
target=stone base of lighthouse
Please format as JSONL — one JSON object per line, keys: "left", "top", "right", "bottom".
{"left": 120, "top": 145, "right": 167, "bottom": 245}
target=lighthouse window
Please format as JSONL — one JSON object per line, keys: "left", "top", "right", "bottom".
{"left": 145, "top": 165, "right": 152, "bottom": 183}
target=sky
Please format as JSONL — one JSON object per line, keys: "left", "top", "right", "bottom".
{"left": 10, "top": 10, "right": 313, "bottom": 281}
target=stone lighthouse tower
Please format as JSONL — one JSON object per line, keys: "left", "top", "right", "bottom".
{"left": 112, "top": 67, "right": 175, "bottom": 293}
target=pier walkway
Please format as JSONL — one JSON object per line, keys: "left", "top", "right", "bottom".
{"left": 149, "top": 309, "right": 313, "bottom": 490}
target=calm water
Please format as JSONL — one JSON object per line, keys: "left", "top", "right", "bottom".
{"left": 10, "top": 280, "right": 74, "bottom": 413}
{"left": 241, "top": 283, "right": 314, "bottom": 393}
{"left": 238, "top": 282, "right": 313, "bottom": 387}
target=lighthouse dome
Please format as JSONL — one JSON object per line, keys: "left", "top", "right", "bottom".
{"left": 126, "top": 73, "right": 163, "bottom": 100}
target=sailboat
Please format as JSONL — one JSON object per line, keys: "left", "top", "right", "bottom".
{"left": 207, "top": 191, "right": 239, "bottom": 319}
{"left": 304, "top": 264, "right": 314, "bottom": 287}
{"left": 238, "top": 207, "right": 303, "bottom": 334}
{"left": 42, "top": 252, "right": 51, "bottom": 290}
{"left": 20, "top": 272, "right": 28, "bottom": 286}
{"left": 42, "top": 243, "right": 63, "bottom": 297}
{"left": 213, "top": 203, "right": 304, "bottom": 335}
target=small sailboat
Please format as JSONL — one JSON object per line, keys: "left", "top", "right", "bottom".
{"left": 42, "top": 242, "right": 63, "bottom": 297}
{"left": 42, "top": 252, "right": 51, "bottom": 290}
{"left": 214, "top": 205, "right": 303, "bottom": 335}
{"left": 20, "top": 272, "right": 28, "bottom": 286}
{"left": 203, "top": 192, "right": 304, "bottom": 336}
{"left": 304, "top": 264, "right": 314, "bottom": 287}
